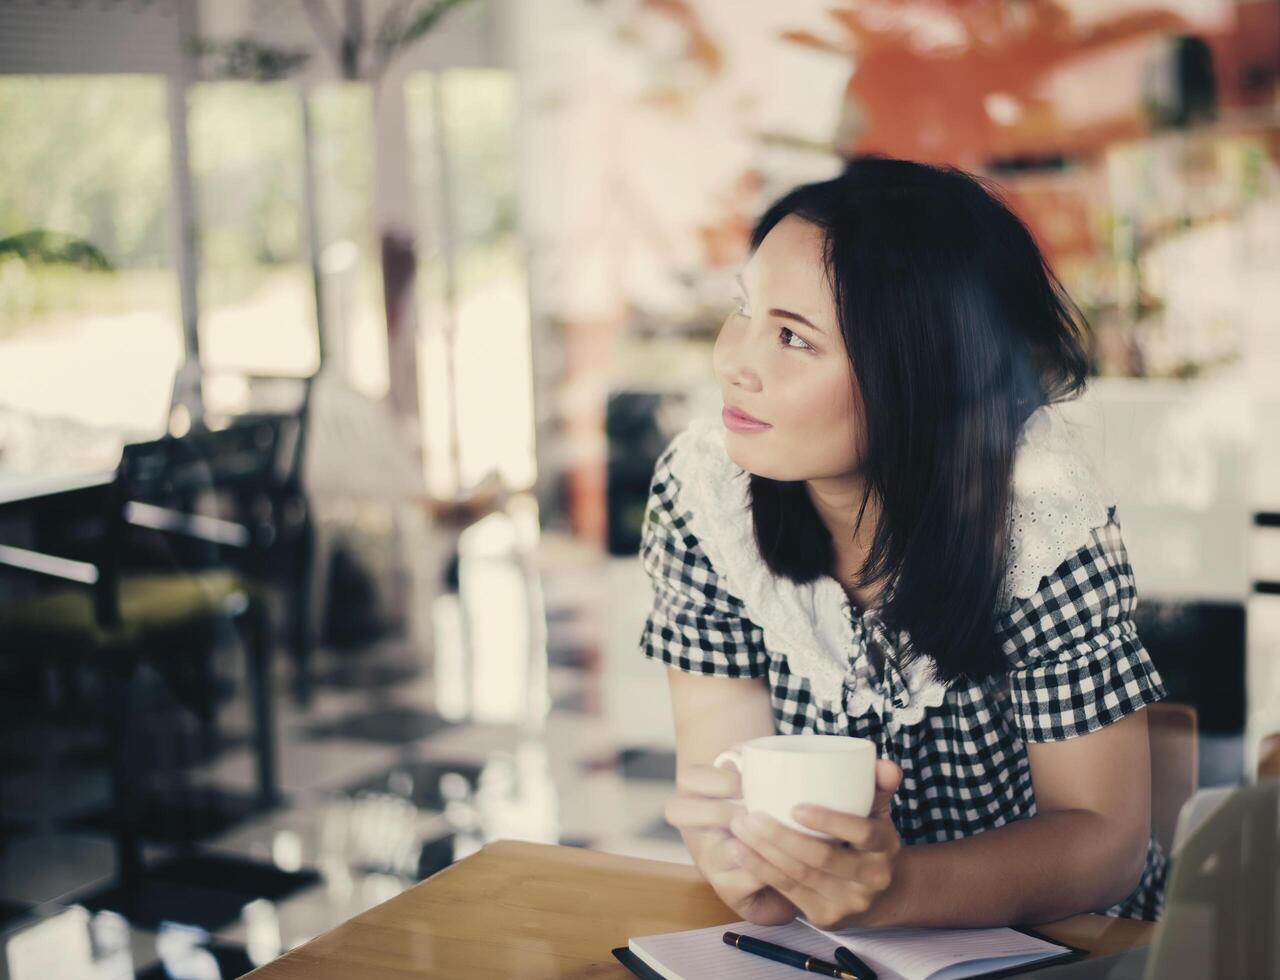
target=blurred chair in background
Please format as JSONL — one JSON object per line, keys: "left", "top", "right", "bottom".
{"left": 0, "top": 406, "right": 315, "bottom": 920}
{"left": 1258, "top": 731, "right": 1280, "bottom": 781}
{"left": 171, "top": 370, "right": 317, "bottom": 706}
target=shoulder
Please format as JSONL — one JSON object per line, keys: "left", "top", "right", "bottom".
{"left": 1002, "top": 403, "right": 1118, "bottom": 607}
{"left": 640, "top": 417, "right": 751, "bottom": 613}
{"left": 639, "top": 424, "right": 773, "bottom": 679}
{"left": 645, "top": 415, "right": 746, "bottom": 541}
{"left": 997, "top": 502, "right": 1164, "bottom": 737}
{"left": 645, "top": 417, "right": 724, "bottom": 532}
{"left": 1000, "top": 505, "right": 1135, "bottom": 636}
{"left": 655, "top": 415, "right": 738, "bottom": 485}
{"left": 997, "top": 406, "right": 1142, "bottom": 671}
{"left": 640, "top": 434, "right": 700, "bottom": 571}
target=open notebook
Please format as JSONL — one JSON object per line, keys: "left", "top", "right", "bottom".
{"left": 613, "top": 916, "right": 1086, "bottom": 980}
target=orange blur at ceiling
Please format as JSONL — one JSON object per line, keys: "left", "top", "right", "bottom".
{"left": 782, "top": 0, "right": 1195, "bottom": 168}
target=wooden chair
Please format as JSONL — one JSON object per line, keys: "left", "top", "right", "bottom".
{"left": 1147, "top": 701, "right": 1198, "bottom": 855}
{"left": 1258, "top": 732, "right": 1280, "bottom": 782}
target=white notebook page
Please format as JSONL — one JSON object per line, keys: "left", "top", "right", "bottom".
{"left": 629, "top": 918, "right": 1071, "bottom": 980}
{"left": 630, "top": 920, "right": 855, "bottom": 980}
{"left": 805, "top": 918, "right": 1070, "bottom": 980}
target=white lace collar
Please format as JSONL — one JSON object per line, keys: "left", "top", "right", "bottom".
{"left": 664, "top": 403, "right": 1112, "bottom": 730}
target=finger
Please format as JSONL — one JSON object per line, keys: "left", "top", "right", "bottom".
{"left": 730, "top": 812, "right": 856, "bottom": 880}
{"left": 870, "top": 760, "right": 902, "bottom": 818}
{"left": 701, "top": 829, "right": 746, "bottom": 873}
{"left": 729, "top": 813, "right": 855, "bottom": 895}
{"left": 730, "top": 838, "right": 873, "bottom": 928}
{"left": 664, "top": 795, "right": 745, "bottom": 831}
{"left": 676, "top": 764, "right": 742, "bottom": 800}
{"left": 791, "top": 805, "right": 898, "bottom": 853}
{"left": 713, "top": 863, "right": 771, "bottom": 896}
{"left": 729, "top": 836, "right": 830, "bottom": 909}
{"left": 741, "top": 889, "right": 803, "bottom": 927}
{"left": 713, "top": 867, "right": 803, "bottom": 926}
{"left": 730, "top": 814, "right": 890, "bottom": 905}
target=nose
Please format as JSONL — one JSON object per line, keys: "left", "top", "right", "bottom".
{"left": 713, "top": 318, "right": 763, "bottom": 393}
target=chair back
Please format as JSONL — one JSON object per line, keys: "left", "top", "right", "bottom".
{"left": 125, "top": 391, "right": 312, "bottom": 568}
{"left": 123, "top": 419, "right": 281, "bottom": 499}
{"left": 1258, "top": 732, "right": 1280, "bottom": 782}
{"left": 167, "top": 370, "right": 311, "bottom": 495}
{"left": 1148, "top": 701, "right": 1198, "bottom": 855}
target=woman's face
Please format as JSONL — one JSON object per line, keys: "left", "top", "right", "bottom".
{"left": 713, "top": 214, "right": 863, "bottom": 482}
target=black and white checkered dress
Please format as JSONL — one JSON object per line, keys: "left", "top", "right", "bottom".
{"left": 639, "top": 421, "right": 1169, "bottom": 921}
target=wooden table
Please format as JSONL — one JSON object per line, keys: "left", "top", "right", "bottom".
{"left": 246, "top": 840, "right": 1155, "bottom": 979}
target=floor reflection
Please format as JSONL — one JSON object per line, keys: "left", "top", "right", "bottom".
{"left": 434, "top": 503, "right": 551, "bottom": 730}
{"left": 0, "top": 504, "right": 688, "bottom": 977}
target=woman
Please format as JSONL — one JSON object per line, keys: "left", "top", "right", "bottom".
{"left": 642, "top": 156, "right": 1167, "bottom": 931}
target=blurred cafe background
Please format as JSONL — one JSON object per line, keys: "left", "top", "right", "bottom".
{"left": 0, "top": 0, "right": 1278, "bottom": 976}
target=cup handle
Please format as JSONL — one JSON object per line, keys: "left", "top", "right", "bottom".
{"left": 712, "top": 747, "right": 744, "bottom": 802}
{"left": 712, "top": 748, "right": 742, "bottom": 772}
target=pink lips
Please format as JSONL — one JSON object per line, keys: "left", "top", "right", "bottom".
{"left": 722, "top": 406, "right": 772, "bottom": 433}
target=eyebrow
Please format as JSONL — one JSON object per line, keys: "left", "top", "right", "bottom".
{"left": 734, "top": 272, "right": 825, "bottom": 335}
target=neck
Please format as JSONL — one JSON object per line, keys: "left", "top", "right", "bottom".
{"left": 804, "top": 473, "right": 880, "bottom": 565}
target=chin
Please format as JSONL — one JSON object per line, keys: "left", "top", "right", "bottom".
{"left": 724, "top": 433, "right": 794, "bottom": 481}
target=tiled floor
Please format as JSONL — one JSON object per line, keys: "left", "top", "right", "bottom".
{"left": 0, "top": 536, "right": 688, "bottom": 978}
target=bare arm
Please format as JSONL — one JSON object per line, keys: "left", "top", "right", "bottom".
{"left": 661, "top": 667, "right": 814, "bottom": 924}
{"left": 731, "top": 708, "right": 1156, "bottom": 929}
{"left": 666, "top": 668, "right": 776, "bottom": 864}
{"left": 872, "top": 708, "right": 1153, "bottom": 927}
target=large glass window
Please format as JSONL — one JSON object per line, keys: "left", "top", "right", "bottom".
{"left": 407, "top": 70, "right": 536, "bottom": 497}
{"left": 0, "top": 74, "right": 180, "bottom": 458}
{"left": 310, "top": 81, "right": 389, "bottom": 399}
{"left": 188, "top": 81, "right": 318, "bottom": 377}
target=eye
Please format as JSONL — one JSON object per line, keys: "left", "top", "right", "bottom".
{"left": 778, "top": 326, "right": 814, "bottom": 352}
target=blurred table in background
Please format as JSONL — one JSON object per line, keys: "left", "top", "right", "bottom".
{"left": 0, "top": 468, "right": 117, "bottom": 510}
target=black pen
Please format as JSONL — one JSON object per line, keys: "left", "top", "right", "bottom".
{"left": 722, "top": 931, "right": 860, "bottom": 978}
{"left": 833, "top": 945, "right": 879, "bottom": 980}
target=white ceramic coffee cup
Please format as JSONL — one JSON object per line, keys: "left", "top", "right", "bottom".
{"left": 713, "top": 734, "right": 877, "bottom": 840}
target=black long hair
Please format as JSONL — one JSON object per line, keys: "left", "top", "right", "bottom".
{"left": 746, "top": 156, "right": 1090, "bottom": 686}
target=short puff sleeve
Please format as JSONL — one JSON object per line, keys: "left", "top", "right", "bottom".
{"left": 999, "top": 507, "right": 1166, "bottom": 742}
